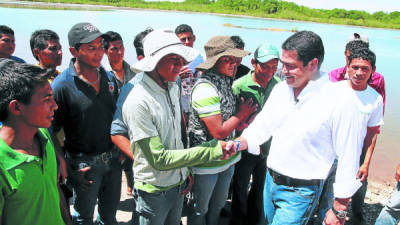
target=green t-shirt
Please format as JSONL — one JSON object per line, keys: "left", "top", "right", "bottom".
{"left": 232, "top": 71, "right": 281, "bottom": 156}
{"left": 0, "top": 128, "right": 65, "bottom": 225}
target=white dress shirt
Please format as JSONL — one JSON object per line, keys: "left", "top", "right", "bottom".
{"left": 241, "top": 73, "right": 383, "bottom": 198}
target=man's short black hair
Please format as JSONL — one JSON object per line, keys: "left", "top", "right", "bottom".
{"left": 348, "top": 47, "right": 376, "bottom": 69}
{"left": 175, "top": 24, "right": 193, "bottom": 35}
{"left": 103, "top": 31, "right": 123, "bottom": 50}
{"left": 230, "top": 35, "right": 245, "bottom": 49}
{"left": 0, "top": 59, "right": 52, "bottom": 122}
{"left": 282, "top": 30, "right": 324, "bottom": 69}
{"left": 0, "top": 25, "right": 14, "bottom": 38}
{"left": 345, "top": 40, "right": 369, "bottom": 54}
{"left": 30, "top": 29, "right": 60, "bottom": 61}
{"left": 133, "top": 27, "right": 153, "bottom": 58}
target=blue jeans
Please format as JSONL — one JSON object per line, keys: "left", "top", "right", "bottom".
{"left": 375, "top": 182, "right": 400, "bottom": 225}
{"left": 264, "top": 170, "right": 324, "bottom": 225}
{"left": 188, "top": 165, "right": 235, "bottom": 225}
{"left": 135, "top": 183, "right": 185, "bottom": 225}
{"left": 70, "top": 155, "right": 122, "bottom": 225}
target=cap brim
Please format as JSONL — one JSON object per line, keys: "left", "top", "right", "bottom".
{"left": 132, "top": 44, "right": 198, "bottom": 72}
{"left": 196, "top": 48, "right": 251, "bottom": 70}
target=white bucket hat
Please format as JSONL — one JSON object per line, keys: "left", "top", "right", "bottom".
{"left": 132, "top": 29, "right": 198, "bottom": 72}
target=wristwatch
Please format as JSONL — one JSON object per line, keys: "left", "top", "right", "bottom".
{"left": 331, "top": 207, "right": 347, "bottom": 220}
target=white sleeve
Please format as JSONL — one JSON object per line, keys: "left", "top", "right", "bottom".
{"left": 368, "top": 95, "right": 384, "bottom": 127}
{"left": 241, "top": 83, "right": 284, "bottom": 155}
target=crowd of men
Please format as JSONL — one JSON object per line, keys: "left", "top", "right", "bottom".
{"left": 0, "top": 21, "right": 396, "bottom": 225}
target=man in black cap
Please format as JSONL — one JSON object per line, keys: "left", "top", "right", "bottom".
{"left": 51, "top": 22, "right": 121, "bottom": 225}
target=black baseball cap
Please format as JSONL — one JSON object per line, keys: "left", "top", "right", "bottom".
{"left": 68, "top": 22, "right": 107, "bottom": 47}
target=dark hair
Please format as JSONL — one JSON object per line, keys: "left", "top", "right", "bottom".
{"left": 230, "top": 35, "right": 245, "bottom": 49}
{"left": 175, "top": 24, "right": 193, "bottom": 35}
{"left": 133, "top": 27, "right": 153, "bottom": 58}
{"left": 0, "top": 59, "right": 52, "bottom": 122}
{"left": 0, "top": 25, "right": 14, "bottom": 38}
{"left": 282, "top": 30, "right": 324, "bottom": 69}
{"left": 348, "top": 47, "right": 376, "bottom": 69}
{"left": 345, "top": 40, "right": 369, "bottom": 54}
{"left": 103, "top": 31, "right": 123, "bottom": 50}
{"left": 30, "top": 29, "right": 60, "bottom": 60}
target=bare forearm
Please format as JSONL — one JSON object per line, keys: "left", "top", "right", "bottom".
{"left": 361, "top": 128, "right": 379, "bottom": 166}
{"left": 58, "top": 184, "right": 72, "bottom": 225}
{"left": 111, "top": 134, "right": 134, "bottom": 160}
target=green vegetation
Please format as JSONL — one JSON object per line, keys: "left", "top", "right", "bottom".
{"left": 15, "top": 0, "right": 400, "bottom": 29}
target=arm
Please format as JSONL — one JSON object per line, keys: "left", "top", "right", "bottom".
{"left": 137, "top": 136, "right": 240, "bottom": 171}
{"left": 358, "top": 126, "right": 379, "bottom": 181}
{"left": 111, "top": 134, "right": 133, "bottom": 160}
{"left": 324, "top": 198, "right": 350, "bottom": 225}
{"left": 57, "top": 183, "right": 72, "bottom": 225}
{"left": 201, "top": 97, "right": 256, "bottom": 139}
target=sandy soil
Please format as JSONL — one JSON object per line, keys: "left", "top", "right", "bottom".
{"left": 111, "top": 176, "right": 399, "bottom": 225}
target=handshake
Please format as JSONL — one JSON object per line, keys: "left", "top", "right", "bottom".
{"left": 220, "top": 138, "right": 247, "bottom": 160}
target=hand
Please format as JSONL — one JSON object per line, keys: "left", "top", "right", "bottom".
{"left": 237, "top": 97, "right": 258, "bottom": 121}
{"left": 395, "top": 164, "right": 400, "bottom": 182}
{"left": 221, "top": 141, "right": 237, "bottom": 160}
{"left": 357, "top": 163, "right": 369, "bottom": 182}
{"left": 324, "top": 209, "right": 345, "bottom": 225}
{"left": 179, "top": 66, "right": 193, "bottom": 79}
{"left": 68, "top": 166, "right": 93, "bottom": 191}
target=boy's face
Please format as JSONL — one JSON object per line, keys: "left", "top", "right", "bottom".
{"left": 0, "top": 33, "right": 15, "bottom": 58}
{"left": 347, "top": 58, "right": 375, "bottom": 91}
{"left": 106, "top": 39, "right": 125, "bottom": 66}
{"left": 19, "top": 82, "right": 58, "bottom": 128}
{"left": 71, "top": 37, "right": 105, "bottom": 68}
{"left": 177, "top": 32, "right": 195, "bottom": 48}
{"left": 35, "top": 39, "right": 62, "bottom": 68}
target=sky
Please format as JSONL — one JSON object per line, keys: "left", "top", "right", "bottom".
{"left": 284, "top": 0, "right": 400, "bottom": 13}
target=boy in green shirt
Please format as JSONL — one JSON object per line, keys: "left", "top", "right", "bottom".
{"left": 0, "top": 59, "right": 70, "bottom": 225}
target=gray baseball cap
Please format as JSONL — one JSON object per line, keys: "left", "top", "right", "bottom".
{"left": 68, "top": 22, "right": 107, "bottom": 47}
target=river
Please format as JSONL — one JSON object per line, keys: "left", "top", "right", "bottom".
{"left": 2, "top": 6, "right": 399, "bottom": 183}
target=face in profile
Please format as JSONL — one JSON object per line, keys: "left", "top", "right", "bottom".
{"left": 18, "top": 82, "right": 58, "bottom": 129}
{"left": 35, "top": 39, "right": 62, "bottom": 68}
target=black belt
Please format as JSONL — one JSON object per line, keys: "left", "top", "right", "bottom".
{"left": 67, "top": 150, "right": 119, "bottom": 166}
{"left": 268, "top": 168, "right": 322, "bottom": 187}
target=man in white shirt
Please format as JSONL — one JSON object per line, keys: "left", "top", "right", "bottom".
{"left": 236, "top": 31, "right": 383, "bottom": 225}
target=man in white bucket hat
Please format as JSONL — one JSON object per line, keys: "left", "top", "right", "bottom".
{"left": 122, "top": 29, "right": 244, "bottom": 225}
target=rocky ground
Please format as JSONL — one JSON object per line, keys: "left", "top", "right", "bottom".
{"left": 110, "top": 176, "right": 398, "bottom": 225}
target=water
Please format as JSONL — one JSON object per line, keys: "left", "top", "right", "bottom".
{"left": 2, "top": 6, "right": 399, "bottom": 182}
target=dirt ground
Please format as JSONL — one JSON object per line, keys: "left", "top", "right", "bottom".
{"left": 107, "top": 176, "right": 398, "bottom": 225}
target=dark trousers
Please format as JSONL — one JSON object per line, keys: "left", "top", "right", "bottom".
{"left": 230, "top": 152, "right": 267, "bottom": 225}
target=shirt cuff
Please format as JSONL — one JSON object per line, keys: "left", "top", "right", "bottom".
{"left": 241, "top": 130, "right": 260, "bottom": 155}
{"left": 333, "top": 179, "right": 363, "bottom": 198}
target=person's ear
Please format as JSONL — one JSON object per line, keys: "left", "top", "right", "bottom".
{"left": 307, "top": 58, "right": 318, "bottom": 73}
{"left": 33, "top": 48, "right": 41, "bottom": 60}
{"left": 251, "top": 58, "right": 256, "bottom": 68}
{"left": 8, "top": 100, "right": 22, "bottom": 116}
{"left": 69, "top": 47, "right": 78, "bottom": 58}
{"left": 193, "top": 34, "right": 196, "bottom": 43}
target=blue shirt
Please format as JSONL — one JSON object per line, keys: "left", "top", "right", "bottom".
{"left": 110, "top": 72, "right": 143, "bottom": 136}
{"left": 9, "top": 55, "right": 26, "bottom": 63}
{"left": 51, "top": 59, "right": 118, "bottom": 155}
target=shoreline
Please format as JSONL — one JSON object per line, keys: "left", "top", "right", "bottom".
{"left": 1, "top": 0, "right": 399, "bottom": 31}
